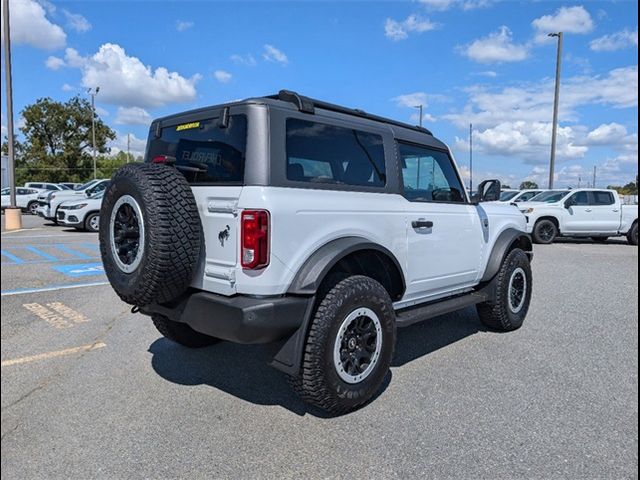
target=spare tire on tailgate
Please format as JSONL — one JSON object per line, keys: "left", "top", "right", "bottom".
{"left": 99, "top": 163, "right": 202, "bottom": 306}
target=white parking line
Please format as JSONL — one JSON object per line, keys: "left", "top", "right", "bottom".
{"left": 1, "top": 342, "right": 106, "bottom": 367}
{"left": 1, "top": 234, "right": 97, "bottom": 239}
{"left": 1, "top": 281, "right": 110, "bottom": 297}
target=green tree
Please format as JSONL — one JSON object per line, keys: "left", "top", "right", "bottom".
{"left": 519, "top": 180, "right": 539, "bottom": 190}
{"left": 2, "top": 96, "right": 116, "bottom": 184}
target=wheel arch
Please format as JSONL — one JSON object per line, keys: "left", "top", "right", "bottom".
{"left": 534, "top": 215, "right": 560, "bottom": 229}
{"left": 480, "top": 228, "right": 533, "bottom": 283}
{"left": 286, "top": 236, "right": 406, "bottom": 301}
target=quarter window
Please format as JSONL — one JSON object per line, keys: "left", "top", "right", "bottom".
{"left": 398, "top": 142, "right": 465, "bottom": 203}
{"left": 285, "top": 119, "right": 386, "bottom": 187}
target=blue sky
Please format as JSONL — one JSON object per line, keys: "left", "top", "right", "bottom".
{"left": 1, "top": 0, "right": 638, "bottom": 187}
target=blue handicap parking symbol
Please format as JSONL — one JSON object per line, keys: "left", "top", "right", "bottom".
{"left": 52, "top": 263, "right": 105, "bottom": 277}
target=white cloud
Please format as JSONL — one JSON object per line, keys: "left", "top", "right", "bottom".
{"left": 94, "top": 106, "right": 109, "bottom": 117}
{"left": 445, "top": 65, "right": 638, "bottom": 129}
{"left": 176, "top": 20, "right": 194, "bottom": 32}
{"left": 115, "top": 107, "right": 151, "bottom": 126}
{"left": 109, "top": 132, "right": 147, "bottom": 158}
{"left": 61, "top": 83, "right": 74, "bottom": 92}
{"left": 476, "top": 70, "right": 498, "bottom": 78}
{"left": 262, "top": 44, "right": 288, "bottom": 65}
{"left": 418, "top": 0, "right": 453, "bottom": 11}
{"left": 470, "top": 121, "right": 588, "bottom": 163}
{"left": 418, "top": 0, "right": 494, "bottom": 11}
{"left": 213, "top": 70, "right": 232, "bottom": 83}
{"left": 392, "top": 92, "right": 429, "bottom": 108}
{"left": 585, "top": 123, "right": 629, "bottom": 145}
{"left": 0, "top": 0, "right": 66, "bottom": 50}
{"left": 63, "top": 44, "right": 201, "bottom": 108}
{"left": 63, "top": 9, "right": 91, "bottom": 33}
{"left": 590, "top": 28, "right": 638, "bottom": 52}
{"left": 230, "top": 54, "right": 257, "bottom": 66}
{"left": 45, "top": 55, "right": 65, "bottom": 70}
{"left": 459, "top": 26, "right": 528, "bottom": 63}
{"left": 384, "top": 14, "right": 437, "bottom": 41}
{"left": 532, "top": 6, "right": 594, "bottom": 44}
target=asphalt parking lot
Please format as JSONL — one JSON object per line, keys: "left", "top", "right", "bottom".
{"left": 1, "top": 216, "right": 638, "bottom": 479}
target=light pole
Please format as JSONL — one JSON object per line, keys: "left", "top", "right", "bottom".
{"left": 2, "top": 0, "right": 21, "bottom": 229}
{"left": 414, "top": 104, "right": 423, "bottom": 128}
{"left": 469, "top": 123, "right": 473, "bottom": 193}
{"left": 87, "top": 86, "right": 100, "bottom": 179}
{"left": 548, "top": 32, "right": 563, "bottom": 189}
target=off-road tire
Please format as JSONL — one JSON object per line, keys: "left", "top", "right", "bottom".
{"left": 84, "top": 212, "right": 100, "bottom": 233}
{"left": 152, "top": 314, "right": 218, "bottom": 348}
{"left": 532, "top": 219, "right": 558, "bottom": 244}
{"left": 628, "top": 222, "right": 638, "bottom": 246}
{"left": 99, "top": 163, "right": 202, "bottom": 306}
{"left": 477, "top": 248, "right": 532, "bottom": 332}
{"left": 289, "top": 275, "right": 396, "bottom": 415}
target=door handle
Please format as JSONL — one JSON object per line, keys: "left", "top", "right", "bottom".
{"left": 412, "top": 219, "right": 434, "bottom": 229}
{"left": 613, "top": 209, "right": 619, "bottom": 212}
{"left": 585, "top": 208, "right": 592, "bottom": 212}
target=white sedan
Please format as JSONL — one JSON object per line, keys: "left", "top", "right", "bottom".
{"left": 57, "top": 192, "right": 104, "bottom": 232}
{"left": 1, "top": 187, "right": 42, "bottom": 214}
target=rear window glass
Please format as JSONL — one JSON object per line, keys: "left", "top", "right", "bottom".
{"left": 593, "top": 191, "right": 615, "bottom": 205}
{"left": 286, "top": 118, "right": 386, "bottom": 187}
{"left": 147, "top": 115, "right": 247, "bottom": 185}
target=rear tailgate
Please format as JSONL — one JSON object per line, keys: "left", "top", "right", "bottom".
{"left": 146, "top": 113, "right": 248, "bottom": 296}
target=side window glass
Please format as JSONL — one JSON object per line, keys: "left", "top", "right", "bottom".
{"left": 398, "top": 142, "right": 465, "bottom": 203}
{"left": 592, "top": 191, "right": 614, "bottom": 205}
{"left": 285, "top": 118, "right": 386, "bottom": 187}
{"left": 570, "top": 191, "right": 589, "bottom": 206}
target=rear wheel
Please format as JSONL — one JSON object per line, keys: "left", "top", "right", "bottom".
{"left": 532, "top": 219, "right": 558, "bottom": 244}
{"left": 27, "top": 201, "right": 38, "bottom": 215}
{"left": 152, "top": 314, "right": 218, "bottom": 348}
{"left": 289, "top": 275, "right": 396, "bottom": 415}
{"left": 477, "top": 248, "right": 532, "bottom": 332}
{"left": 628, "top": 223, "right": 638, "bottom": 246}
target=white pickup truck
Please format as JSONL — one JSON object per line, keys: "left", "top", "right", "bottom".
{"left": 518, "top": 188, "right": 638, "bottom": 245}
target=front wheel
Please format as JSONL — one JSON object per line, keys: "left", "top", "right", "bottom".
{"left": 628, "top": 223, "right": 638, "bottom": 246}
{"left": 84, "top": 212, "right": 100, "bottom": 233}
{"left": 532, "top": 219, "right": 558, "bottom": 244}
{"left": 289, "top": 275, "right": 396, "bottom": 415}
{"left": 477, "top": 248, "right": 532, "bottom": 332}
{"left": 27, "top": 201, "right": 39, "bottom": 215}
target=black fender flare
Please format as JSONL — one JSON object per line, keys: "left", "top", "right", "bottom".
{"left": 271, "top": 237, "right": 405, "bottom": 376}
{"left": 286, "top": 236, "right": 406, "bottom": 296}
{"left": 480, "top": 228, "right": 533, "bottom": 283}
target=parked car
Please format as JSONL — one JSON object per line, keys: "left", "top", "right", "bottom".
{"left": 1, "top": 187, "right": 41, "bottom": 214}
{"left": 36, "top": 179, "right": 109, "bottom": 223}
{"left": 99, "top": 90, "right": 534, "bottom": 414}
{"left": 24, "top": 182, "right": 69, "bottom": 191}
{"left": 57, "top": 191, "right": 104, "bottom": 232}
{"left": 518, "top": 188, "right": 638, "bottom": 245}
{"left": 498, "top": 189, "right": 545, "bottom": 203}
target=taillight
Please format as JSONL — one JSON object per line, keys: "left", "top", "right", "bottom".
{"left": 151, "top": 155, "right": 176, "bottom": 164}
{"left": 241, "top": 209, "right": 269, "bottom": 269}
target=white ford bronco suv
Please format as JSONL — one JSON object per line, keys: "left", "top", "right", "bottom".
{"left": 100, "top": 91, "right": 533, "bottom": 414}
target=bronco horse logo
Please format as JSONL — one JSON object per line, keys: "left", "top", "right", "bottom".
{"left": 218, "top": 225, "right": 231, "bottom": 246}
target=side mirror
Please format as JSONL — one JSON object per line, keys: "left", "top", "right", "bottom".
{"left": 473, "top": 179, "right": 502, "bottom": 203}
{"left": 85, "top": 189, "right": 92, "bottom": 197}
{"left": 564, "top": 199, "right": 574, "bottom": 209}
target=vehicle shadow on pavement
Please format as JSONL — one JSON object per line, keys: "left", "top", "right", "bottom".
{"left": 148, "top": 306, "right": 484, "bottom": 417}
{"left": 392, "top": 306, "right": 485, "bottom": 366}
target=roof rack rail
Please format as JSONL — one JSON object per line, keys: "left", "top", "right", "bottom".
{"left": 266, "top": 89, "right": 433, "bottom": 136}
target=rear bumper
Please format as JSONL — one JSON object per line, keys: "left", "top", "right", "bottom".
{"left": 140, "top": 291, "right": 313, "bottom": 344}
